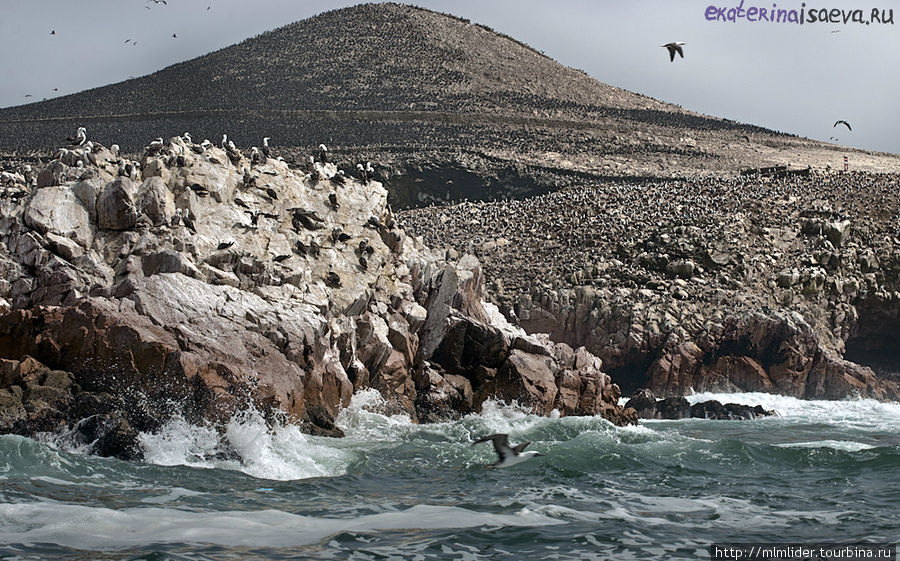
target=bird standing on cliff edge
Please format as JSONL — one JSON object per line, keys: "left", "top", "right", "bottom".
{"left": 472, "top": 433, "right": 544, "bottom": 469}
{"left": 662, "top": 41, "right": 686, "bottom": 62}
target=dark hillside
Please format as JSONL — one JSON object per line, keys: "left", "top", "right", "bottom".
{"left": 0, "top": 2, "right": 887, "bottom": 206}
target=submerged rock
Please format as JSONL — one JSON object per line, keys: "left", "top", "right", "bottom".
{"left": 625, "top": 389, "right": 775, "bottom": 420}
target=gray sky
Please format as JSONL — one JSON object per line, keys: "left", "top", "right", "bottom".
{"left": 1, "top": 0, "right": 898, "bottom": 153}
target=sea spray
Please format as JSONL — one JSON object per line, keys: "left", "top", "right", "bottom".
{"left": 2, "top": 391, "right": 898, "bottom": 560}
{"left": 138, "top": 407, "right": 354, "bottom": 480}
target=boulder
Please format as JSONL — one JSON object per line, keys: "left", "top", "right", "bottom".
{"left": 97, "top": 177, "right": 138, "bottom": 230}
{"left": 138, "top": 176, "right": 176, "bottom": 226}
{"left": 23, "top": 185, "right": 93, "bottom": 248}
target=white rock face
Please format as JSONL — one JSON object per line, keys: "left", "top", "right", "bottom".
{"left": 23, "top": 185, "right": 94, "bottom": 248}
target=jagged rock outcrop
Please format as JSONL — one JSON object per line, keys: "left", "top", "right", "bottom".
{"left": 624, "top": 389, "right": 775, "bottom": 420}
{"left": 511, "top": 285, "right": 900, "bottom": 401}
{"left": 0, "top": 136, "right": 635, "bottom": 458}
{"left": 402, "top": 175, "right": 900, "bottom": 402}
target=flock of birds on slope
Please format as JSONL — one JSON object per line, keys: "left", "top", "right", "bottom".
{"left": 14, "top": 123, "right": 538, "bottom": 470}
{"left": 10, "top": 8, "right": 872, "bottom": 470}
{"left": 28, "top": 4, "right": 853, "bottom": 144}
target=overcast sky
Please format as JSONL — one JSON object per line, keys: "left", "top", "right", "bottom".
{"left": 0, "top": 1, "right": 897, "bottom": 154}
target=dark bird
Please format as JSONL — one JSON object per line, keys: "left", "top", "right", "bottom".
{"left": 242, "top": 168, "right": 256, "bottom": 187}
{"left": 325, "top": 270, "right": 341, "bottom": 288}
{"left": 262, "top": 137, "right": 271, "bottom": 158}
{"left": 234, "top": 197, "right": 249, "bottom": 209}
{"left": 331, "top": 227, "right": 351, "bottom": 243}
{"left": 366, "top": 216, "right": 386, "bottom": 230}
{"left": 250, "top": 147, "right": 263, "bottom": 165}
{"left": 182, "top": 212, "right": 197, "bottom": 233}
{"left": 189, "top": 183, "right": 210, "bottom": 196}
{"left": 472, "top": 434, "right": 543, "bottom": 469}
{"left": 50, "top": 30, "right": 55, "bottom": 35}
{"left": 328, "top": 192, "right": 339, "bottom": 210}
{"left": 358, "top": 255, "right": 368, "bottom": 271}
{"left": 273, "top": 254, "right": 291, "bottom": 263}
{"left": 217, "top": 241, "right": 234, "bottom": 250}
{"left": 661, "top": 41, "right": 686, "bottom": 62}
{"left": 291, "top": 208, "right": 325, "bottom": 231}
{"left": 172, "top": 33, "right": 177, "bottom": 38}
{"left": 265, "top": 187, "right": 278, "bottom": 200}
{"left": 833, "top": 120, "right": 852, "bottom": 131}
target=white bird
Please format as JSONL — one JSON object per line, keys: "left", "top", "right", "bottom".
{"left": 472, "top": 433, "right": 544, "bottom": 469}
{"left": 66, "top": 126, "right": 87, "bottom": 147}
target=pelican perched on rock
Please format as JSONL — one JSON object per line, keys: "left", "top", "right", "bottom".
{"left": 222, "top": 134, "right": 242, "bottom": 164}
{"left": 66, "top": 127, "right": 87, "bottom": 147}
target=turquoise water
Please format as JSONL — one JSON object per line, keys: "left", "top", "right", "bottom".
{"left": 1, "top": 390, "right": 898, "bottom": 560}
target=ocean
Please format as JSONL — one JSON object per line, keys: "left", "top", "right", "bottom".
{"left": 1, "top": 390, "right": 898, "bottom": 560}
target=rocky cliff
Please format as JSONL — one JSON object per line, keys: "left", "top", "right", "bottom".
{"left": 0, "top": 136, "right": 635, "bottom": 458}
{"left": 400, "top": 174, "right": 900, "bottom": 401}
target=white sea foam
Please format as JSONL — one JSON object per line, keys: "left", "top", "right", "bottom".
{"left": 0, "top": 501, "right": 563, "bottom": 550}
{"left": 683, "top": 391, "right": 900, "bottom": 431}
{"left": 138, "top": 408, "right": 354, "bottom": 481}
{"left": 135, "top": 386, "right": 899, "bottom": 484}
{"left": 140, "top": 487, "right": 205, "bottom": 504}
{"left": 774, "top": 440, "right": 875, "bottom": 452}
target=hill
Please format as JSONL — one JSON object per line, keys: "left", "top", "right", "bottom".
{"left": 1, "top": 3, "right": 898, "bottom": 206}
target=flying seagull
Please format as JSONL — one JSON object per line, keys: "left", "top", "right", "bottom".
{"left": 662, "top": 41, "right": 685, "bottom": 62}
{"left": 833, "top": 120, "right": 852, "bottom": 131}
{"left": 472, "top": 433, "right": 543, "bottom": 469}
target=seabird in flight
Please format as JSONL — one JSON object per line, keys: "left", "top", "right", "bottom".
{"left": 661, "top": 41, "right": 685, "bottom": 62}
{"left": 833, "top": 120, "right": 852, "bottom": 131}
{"left": 472, "top": 433, "right": 544, "bottom": 469}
